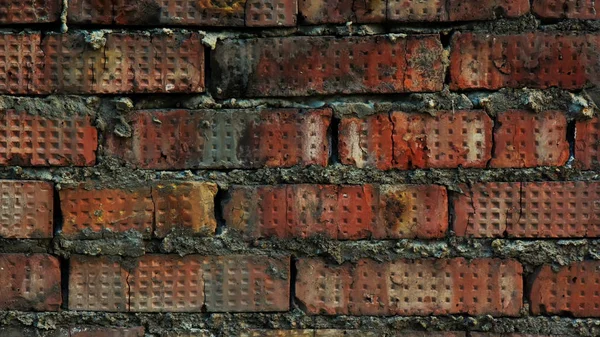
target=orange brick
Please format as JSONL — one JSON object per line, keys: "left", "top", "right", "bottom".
{"left": 70, "top": 327, "right": 145, "bottom": 337}
{"left": 453, "top": 181, "right": 600, "bottom": 238}
{"left": 0, "top": 33, "right": 44, "bottom": 93}
{"left": 296, "top": 258, "right": 522, "bottom": 316}
{"left": 0, "top": 0, "right": 60, "bottom": 23}
{"left": 530, "top": 261, "right": 600, "bottom": 317}
{"left": 0, "top": 180, "right": 53, "bottom": 239}
{"left": 0, "top": 254, "right": 61, "bottom": 311}
{"left": 224, "top": 184, "right": 447, "bottom": 240}
{"left": 105, "top": 108, "right": 331, "bottom": 169}
{"left": 490, "top": 111, "right": 569, "bottom": 168}
{"left": 246, "top": 0, "right": 297, "bottom": 26}
{"left": 575, "top": 117, "right": 600, "bottom": 169}
{"left": 339, "top": 111, "right": 492, "bottom": 170}
{"left": 212, "top": 35, "right": 444, "bottom": 97}
{"left": 451, "top": 33, "right": 599, "bottom": 90}
{"left": 533, "top": 0, "right": 599, "bottom": 19}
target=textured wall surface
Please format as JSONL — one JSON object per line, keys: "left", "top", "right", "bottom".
{"left": 1, "top": 0, "right": 600, "bottom": 336}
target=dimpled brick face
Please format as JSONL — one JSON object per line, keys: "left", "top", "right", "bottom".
{"left": 69, "top": 256, "right": 129, "bottom": 311}
{"left": 533, "top": 0, "right": 600, "bottom": 19}
{"left": 245, "top": 0, "right": 297, "bottom": 26}
{"left": 387, "top": 0, "right": 446, "bottom": 21}
{"left": 0, "top": 0, "right": 60, "bottom": 23}
{"left": 0, "top": 180, "right": 53, "bottom": 239}
{"left": 576, "top": 117, "right": 600, "bottom": 169}
{"left": 0, "top": 33, "right": 44, "bottom": 94}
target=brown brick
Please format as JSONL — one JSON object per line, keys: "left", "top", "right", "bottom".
{"left": 491, "top": 111, "right": 569, "bottom": 168}
{"left": 246, "top": 0, "right": 298, "bottom": 26}
{"left": 105, "top": 108, "right": 331, "bottom": 169}
{"left": 339, "top": 111, "right": 493, "bottom": 170}
{"left": 299, "top": 0, "right": 354, "bottom": 24}
{"left": 161, "top": 330, "right": 212, "bottom": 337}
{"left": 451, "top": 33, "right": 600, "bottom": 90}
{"left": 576, "top": 117, "right": 600, "bottom": 169}
{"left": 60, "top": 182, "right": 217, "bottom": 239}
{"left": 296, "top": 258, "right": 522, "bottom": 316}
{"left": 224, "top": 184, "right": 447, "bottom": 240}
{"left": 240, "top": 331, "right": 396, "bottom": 337}
{"left": 0, "top": 180, "right": 53, "bottom": 239}
{"left": 530, "top": 261, "right": 600, "bottom": 317}
{"left": 70, "top": 327, "right": 145, "bottom": 337}
{"left": 0, "top": 327, "right": 67, "bottom": 337}
{"left": 0, "top": 0, "right": 60, "bottom": 23}
{"left": 211, "top": 35, "right": 444, "bottom": 97}
{"left": 0, "top": 254, "right": 61, "bottom": 311}
{"left": 453, "top": 181, "right": 600, "bottom": 238}
{"left": 533, "top": 0, "right": 599, "bottom": 19}
{"left": 446, "top": 0, "right": 530, "bottom": 21}
{"left": 0, "top": 110, "right": 97, "bottom": 166}
{"left": 70, "top": 255, "right": 290, "bottom": 312}
{"left": 471, "top": 334, "right": 561, "bottom": 337}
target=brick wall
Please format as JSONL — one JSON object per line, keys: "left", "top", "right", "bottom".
{"left": 1, "top": 1, "right": 600, "bottom": 336}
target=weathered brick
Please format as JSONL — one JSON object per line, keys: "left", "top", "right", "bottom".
{"left": 70, "top": 327, "right": 145, "bottom": 337}
{"left": 296, "top": 258, "right": 522, "bottom": 316}
{"left": 532, "top": 0, "right": 599, "bottom": 19}
{"left": 224, "top": 184, "right": 447, "bottom": 240}
{"left": 0, "top": 327, "right": 67, "bottom": 337}
{"left": 0, "top": 110, "right": 97, "bottom": 166}
{"left": 530, "top": 261, "right": 600, "bottom": 317}
{"left": 0, "top": 180, "right": 53, "bottom": 239}
{"left": 298, "top": 0, "right": 354, "bottom": 24}
{"left": 105, "top": 108, "right": 331, "bottom": 169}
{"left": 0, "top": 0, "right": 60, "bottom": 24}
{"left": 70, "top": 255, "right": 290, "bottom": 312}
{"left": 446, "top": 0, "right": 530, "bottom": 21}
{"left": 471, "top": 334, "right": 562, "bottom": 337}
{"left": 491, "top": 111, "right": 569, "bottom": 168}
{"left": 162, "top": 331, "right": 213, "bottom": 337}
{"left": 60, "top": 182, "right": 217, "bottom": 239}
{"left": 211, "top": 35, "right": 444, "bottom": 97}
{"left": 239, "top": 331, "right": 398, "bottom": 337}
{"left": 0, "top": 254, "right": 61, "bottom": 311}
{"left": 576, "top": 117, "right": 600, "bottom": 169}
{"left": 339, "top": 111, "right": 492, "bottom": 170}
{"left": 246, "top": 0, "right": 297, "bottom": 26}
{"left": 450, "top": 33, "right": 600, "bottom": 90}
{"left": 453, "top": 181, "right": 600, "bottom": 238}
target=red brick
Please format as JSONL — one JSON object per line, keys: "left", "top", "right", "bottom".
{"left": 212, "top": 35, "right": 444, "bottom": 97}
{"left": 296, "top": 258, "right": 522, "bottom": 316}
{"left": 0, "top": 327, "right": 67, "bottom": 337}
{"left": 224, "top": 184, "right": 447, "bottom": 240}
{"left": 471, "top": 334, "right": 561, "bottom": 337}
{"left": 241, "top": 331, "right": 452, "bottom": 337}
{"left": 446, "top": 0, "right": 530, "bottom": 21}
{"left": 105, "top": 108, "right": 331, "bottom": 169}
{"left": 339, "top": 111, "right": 492, "bottom": 170}
{"left": 451, "top": 33, "right": 600, "bottom": 90}
{"left": 70, "top": 327, "right": 145, "bottom": 337}
{"left": 0, "top": 32, "right": 44, "bottom": 93}
{"left": 490, "top": 111, "right": 569, "bottom": 168}
{"left": 0, "top": 110, "right": 97, "bottom": 166}
{"left": 575, "top": 117, "right": 600, "bottom": 169}
{"left": 533, "top": 0, "right": 599, "bottom": 19}
{"left": 299, "top": 0, "right": 354, "bottom": 24}
{"left": 246, "top": 0, "right": 298, "bottom": 26}
{"left": 530, "top": 261, "right": 600, "bottom": 317}
{"left": 60, "top": 182, "right": 217, "bottom": 239}
{"left": 0, "top": 0, "right": 60, "bottom": 23}
{"left": 0, "top": 180, "right": 53, "bottom": 239}
{"left": 70, "top": 255, "right": 290, "bottom": 312}
{"left": 0, "top": 254, "right": 61, "bottom": 311}
{"left": 453, "top": 181, "right": 600, "bottom": 238}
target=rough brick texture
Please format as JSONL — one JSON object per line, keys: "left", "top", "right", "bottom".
{"left": 224, "top": 184, "right": 448, "bottom": 240}
{"left": 212, "top": 35, "right": 445, "bottom": 97}
{"left": 0, "top": 0, "right": 60, "bottom": 24}
{"left": 453, "top": 181, "right": 600, "bottom": 238}
{"left": 576, "top": 117, "right": 600, "bottom": 169}
{"left": 451, "top": 33, "right": 600, "bottom": 90}
{"left": 104, "top": 108, "right": 331, "bottom": 169}
{"left": 0, "top": 180, "right": 53, "bottom": 238}
{"left": 70, "top": 327, "right": 145, "bottom": 337}
{"left": 60, "top": 182, "right": 218, "bottom": 239}
{"left": 530, "top": 261, "right": 600, "bottom": 317}
{"left": 69, "top": 255, "right": 290, "bottom": 312}
{"left": 0, "top": 254, "right": 61, "bottom": 311}
{"left": 296, "top": 258, "right": 523, "bottom": 316}
{"left": 241, "top": 331, "right": 464, "bottom": 337}
{"left": 532, "top": 0, "right": 599, "bottom": 19}
{"left": 339, "top": 111, "right": 493, "bottom": 170}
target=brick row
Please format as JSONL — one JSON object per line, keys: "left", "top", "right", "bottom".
{"left": 211, "top": 35, "right": 445, "bottom": 97}
{"left": 60, "top": 182, "right": 218, "bottom": 239}
{"left": 68, "top": 0, "right": 297, "bottom": 27}
{"left": 104, "top": 108, "right": 331, "bottom": 169}
{"left": 0, "top": 0, "right": 60, "bottom": 24}
{"left": 532, "top": 0, "right": 600, "bottom": 19}
{"left": 0, "top": 327, "right": 144, "bottom": 337}
{"left": 0, "top": 254, "right": 61, "bottom": 311}
{"left": 223, "top": 184, "right": 448, "bottom": 240}
{"left": 296, "top": 258, "right": 523, "bottom": 316}
{"left": 241, "top": 332, "right": 462, "bottom": 337}
{"left": 0, "top": 180, "right": 53, "bottom": 239}
{"left": 300, "top": 0, "right": 529, "bottom": 24}
{"left": 453, "top": 181, "right": 600, "bottom": 238}
{"left": 69, "top": 255, "right": 290, "bottom": 312}
{"left": 0, "top": 31, "right": 203, "bottom": 94}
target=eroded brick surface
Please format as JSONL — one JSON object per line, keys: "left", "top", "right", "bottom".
{"left": 576, "top": 117, "right": 600, "bottom": 169}
{"left": 211, "top": 35, "right": 444, "bottom": 97}
{"left": 0, "top": 0, "right": 60, "bottom": 23}
{"left": 0, "top": 254, "right": 62, "bottom": 311}
{"left": 0, "top": 180, "right": 53, "bottom": 239}
{"left": 450, "top": 33, "right": 600, "bottom": 90}
{"left": 296, "top": 258, "right": 522, "bottom": 316}
{"left": 453, "top": 181, "right": 600, "bottom": 238}
{"left": 491, "top": 111, "right": 569, "bottom": 168}
{"left": 530, "top": 261, "right": 600, "bottom": 317}
{"left": 105, "top": 108, "right": 331, "bottom": 169}
{"left": 246, "top": 0, "right": 297, "bottom": 26}
{"left": 69, "top": 327, "right": 145, "bottom": 337}
{"left": 532, "top": 0, "right": 599, "bottom": 19}
{"left": 224, "top": 184, "right": 447, "bottom": 240}
{"left": 339, "top": 111, "right": 493, "bottom": 170}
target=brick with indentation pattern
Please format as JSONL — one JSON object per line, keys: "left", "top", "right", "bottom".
{"left": 0, "top": 0, "right": 60, "bottom": 24}
{"left": 576, "top": 117, "right": 600, "bottom": 169}
{"left": 532, "top": 0, "right": 599, "bottom": 19}
{"left": 70, "top": 327, "right": 145, "bottom": 337}
{"left": 0, "top": 180, "right": 53, "bottom": 239}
